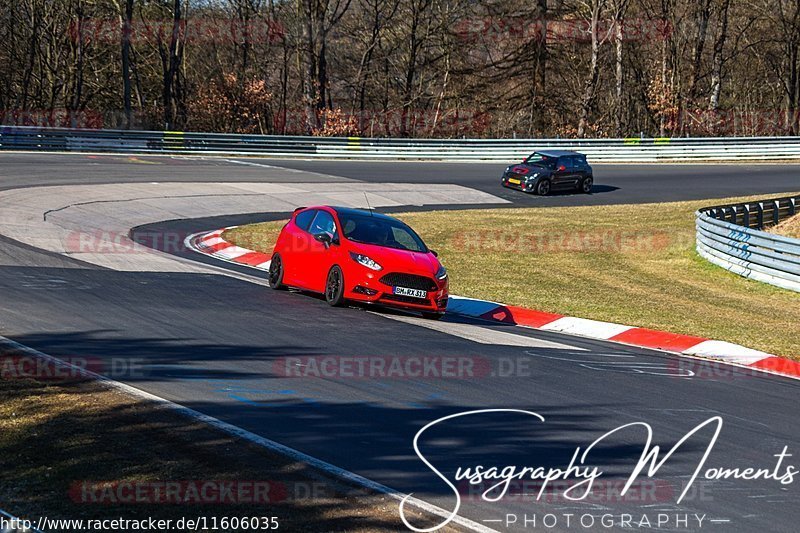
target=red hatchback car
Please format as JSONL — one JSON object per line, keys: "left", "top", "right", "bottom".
{"left": 268, "top": 206, "right": 448, "bottom": 319}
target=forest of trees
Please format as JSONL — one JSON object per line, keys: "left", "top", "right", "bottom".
{"left": 1, "top": 0, "right": 799, "bottom": 138}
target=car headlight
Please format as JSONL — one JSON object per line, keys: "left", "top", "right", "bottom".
{"left": 435, "top": 265, "right": 447, "bottom": 280}
{"left": 350, "top": 252, "right": 382, "bottom": 271}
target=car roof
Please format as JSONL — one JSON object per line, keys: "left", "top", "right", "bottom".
{"left": 304, "top": 205, "right": 398, "bottom": 222}
{"left": 532, "top": 150, "right": 583, "bottom": 157}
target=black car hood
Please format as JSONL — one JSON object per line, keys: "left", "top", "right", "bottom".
{"left": 509, "top": 163, "right": 550, "bottom": 174}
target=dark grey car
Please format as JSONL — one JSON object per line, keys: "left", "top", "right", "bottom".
{"left": 501, "top": 150, "right": 593, "bottom": 195}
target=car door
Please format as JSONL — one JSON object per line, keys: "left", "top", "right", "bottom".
{"left": 282, "top": 208, "right": 316, "bottom": 286}
{"left": 551, "top": 156, "right": 573, "bottom": 190}
{"left": 565, "top": 156, "right": 583, "bottom": 189}
{"left": 305, "top": 210, "right": 339, "bottom": 292}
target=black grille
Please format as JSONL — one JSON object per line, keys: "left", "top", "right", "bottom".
{"left": 381, "top": 294, "right": 430, "bottom": 304}
{"left": 379, "top": 273, "right": 437, "bottom": 291}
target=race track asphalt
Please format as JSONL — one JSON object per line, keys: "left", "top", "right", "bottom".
{"left": 0, "top": 152, "right": 798, "bottom": 532}
{"left": 1, "top": 152, "right": 798, "bottom": 207}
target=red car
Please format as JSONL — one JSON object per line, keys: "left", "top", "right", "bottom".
{"left": 268, "top": 206, "right": 448, "bottom": 319}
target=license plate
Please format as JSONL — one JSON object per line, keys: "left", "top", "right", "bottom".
{"left": 393, "top": 286, "right": 427, "bottom": 299}
{"left": 508, "top": 178, "right": 521, "bottom": 185}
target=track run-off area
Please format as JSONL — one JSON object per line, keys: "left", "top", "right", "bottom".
{"left": 0, "top": 152, "right": 799, "bottom": 532}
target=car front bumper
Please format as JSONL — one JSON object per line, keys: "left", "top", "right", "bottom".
{"left": 501, "top": 174, "right": 538, "bottom": 192}
{"left": 344, "top": 273, "right": 448, "bottom": 313}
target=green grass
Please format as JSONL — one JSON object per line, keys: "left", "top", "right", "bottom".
{"left": 224, "top": 193, "right": 800, "bottom": 359}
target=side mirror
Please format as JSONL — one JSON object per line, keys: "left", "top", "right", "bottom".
{"left": 557, "top": 165, "right": 566, "bottom": 172}
{"left": 430, "top": 249, "right": 438, "bottom": 257}
{"left": 314, "top": 233, "right": 332, "bottom": 247}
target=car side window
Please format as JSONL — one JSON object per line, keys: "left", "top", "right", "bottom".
{"left": 309, "top": 211, "right": 337, "bottom": 239}
{"left": 294, "top": 209, "right": 316, "bottom": 231}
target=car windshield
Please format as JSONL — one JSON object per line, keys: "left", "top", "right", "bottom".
{"left": 525, "top": 152, "right": 557, "bottom": 168}
{"left": 338, "top": 213, "right": 428, "bottom": 252}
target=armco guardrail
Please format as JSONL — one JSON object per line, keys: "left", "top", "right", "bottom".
{"left": 696, "top": 195, "right": 800, "bottom": 292}
{"left": 6, "top": 125, "right": 800, "bottom": 161}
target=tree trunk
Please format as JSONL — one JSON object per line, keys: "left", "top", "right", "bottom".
{"left": 162, "top": 0, "right": 182, "bottom": 130}
{"left": 122, "top": 0, "right": 133, "bottom": 129}
{"left": 531, "top": 0, "right": 548, "bottom": 134}
{"left": 401, "top": 0, "right": 425, "bottom": 137}
{"left": 708, "top": 0, "right": 731, "bottom": 134}
{"left": 71, "top": 1, "right": 85, "bottom": 128}
{"left": 687, "top": 0, "right": 711, "bottom": 102}
{"left": 787, "top": 43, "right": 798, "bottom": 135}
{"left": 613, "top": 0, "right": 629, "bottom": 137}
{"left": 578, "top": 0, "right": 606, "bottom": 137}
{"left": 301, "top": 0, "right": 318, "bottom": 131}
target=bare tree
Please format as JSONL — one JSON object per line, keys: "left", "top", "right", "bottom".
{"left": 707, "top": 0, "right": 731, "bottom": 133}
{"left": 399, "top": 0, "right": 432, "bottom": 136}
{"left": 0, "top": 0, "right": 798, "bottom": 138}
{"left": 611, "top": 0, "right": 630, "bottom": 136}
{"left": 119, "top": 0, "right": 134, "bottom": 128}
{"left": 349, "top": 0, "right": 399, "bottom": 132}
{"left": 578, "top": 0, "right": 610, "bottom": 137}
{"left": 156, "top": 0, "right": 185, "bottom": 129}
{"left": 299, "top": 0, "right": 352, "bottom": 131}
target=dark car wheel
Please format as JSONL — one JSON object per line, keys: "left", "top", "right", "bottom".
{"left": 268, "top": 254, "right": 286, "bottom": 290}
{"left": 421, "top": 312, "right": 444, "bottom": 320}
{"left": 535, "top": 179, "right": 551, "bottom": 196}
{"left": 580, "top": 176, "right": 594, "bottom": 194}
{"left": 325, "top": 265, "right": 346, "bottom": 307}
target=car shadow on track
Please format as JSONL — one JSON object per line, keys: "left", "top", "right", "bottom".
{"left": 503, "top": 184, "right": 620, "bottom": 197}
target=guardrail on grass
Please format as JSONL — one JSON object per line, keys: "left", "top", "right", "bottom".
{"left": 6, "top": 125, "right": 800, "bottom": 161}
{"left": 696, "top": 196, "right": 800, "bottom": 292}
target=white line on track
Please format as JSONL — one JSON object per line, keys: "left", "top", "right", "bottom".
{"left": 0, "top": 335, "right": 497, "bottom": 533}
{"left": 224, "top": 158, "right": 305, "bottom": 171}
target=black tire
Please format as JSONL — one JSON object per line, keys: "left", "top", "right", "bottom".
{"left": 421, "top": 312, "right": 444, "bottom": 320}
{"left": 268, "top": 254, "right": 286, "bottom": 290}
{"left": 325, "top": 265, "right": 346, "bottom": 307}
{"left": 579, "top": 176, "right": 594, "bottom": 194}
{"left": 535, "top": 179, "right": 551, "bottom": 196}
